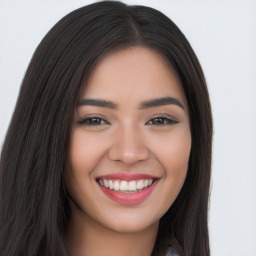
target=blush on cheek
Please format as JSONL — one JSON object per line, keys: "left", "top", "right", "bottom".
{"left": 69, "top": 130, "right": 105, "bottom": 176}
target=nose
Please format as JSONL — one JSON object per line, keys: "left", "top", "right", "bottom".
{"left": 108, "top": 125, "right": 150, "bottom": 165}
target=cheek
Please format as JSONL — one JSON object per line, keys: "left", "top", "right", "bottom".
{"left": 69, "top": 129, "right": 107, "bottom": 175}
{"left": 151, "top": 126, "right": 191, "bottom": 171}
{"left": 66, "top": 129, "right": 109, "bottom": 211}
{"left": 165, "top": 132, "right": 191, "bottom": 184}
{"left": 150, "top": 127, "right": 191, "bottom": 203}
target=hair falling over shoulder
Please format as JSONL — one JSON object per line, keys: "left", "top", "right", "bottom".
{"left": 0, "top": 1, "right": 212, "bottom": 255}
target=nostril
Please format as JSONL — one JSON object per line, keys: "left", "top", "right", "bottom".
{"left": 108, "top": 149, "right": 150, "bottom": 164}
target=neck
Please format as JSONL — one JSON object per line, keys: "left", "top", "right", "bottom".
{"left": 66, "top": 204, "right": 159, "bottom": 256}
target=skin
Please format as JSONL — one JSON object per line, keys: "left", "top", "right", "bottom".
{"left": 65, "top": 47, "right": 191, "bottom": 256}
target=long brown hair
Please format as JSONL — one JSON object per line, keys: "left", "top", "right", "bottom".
{"left": 0, "top": 1, "right": 212, "bottom": 255}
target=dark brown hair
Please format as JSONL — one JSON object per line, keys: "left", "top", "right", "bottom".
{"left": 0, "top": 1, "right": 212, "bottom": 255}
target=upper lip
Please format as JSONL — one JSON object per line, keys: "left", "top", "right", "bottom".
{"left": 96, "top": 173, "right": 159, "bottom": 181}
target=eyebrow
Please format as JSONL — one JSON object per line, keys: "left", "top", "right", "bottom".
{"left": 78, "top": 97, "right": 184, "bottom": 110}
{"left": 138, "top": 97, "right": 184, "bottom": 110}
{"left": 78, "top": 99, "right": 118, "bottom": 109}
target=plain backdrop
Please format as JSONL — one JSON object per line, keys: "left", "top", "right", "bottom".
{"left": 0, "top": 0, "right": 255, "bottom": 255}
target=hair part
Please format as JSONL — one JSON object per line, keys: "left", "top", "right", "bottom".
{"left": 0, "top": 1, "right": 212, "bottom": 256}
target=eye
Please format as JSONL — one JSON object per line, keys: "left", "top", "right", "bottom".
{"left": 77, "top": 117, "right": 109, "bottom": 126}
{"left": 146, "top": 117, "right": 179, "bottom": 126}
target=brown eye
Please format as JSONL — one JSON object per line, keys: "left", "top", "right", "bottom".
{"left": 146, "top": 117, "right": 179, "bottom": 126}
{"left": 77, "top": 117, "right": 109, "bottom": 126}
{"left": 151, "top": 118, "right": 165, "bottom": 125}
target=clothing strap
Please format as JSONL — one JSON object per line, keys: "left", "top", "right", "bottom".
{"left": 166, "top": 247, "right": 176, "bottom": 256}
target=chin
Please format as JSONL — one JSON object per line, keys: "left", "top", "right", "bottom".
{"left": 93, "top": 206, "right": 163, "bottom": 235}
{"left": 104, "top": 218, "right": 159, "bottom": 234}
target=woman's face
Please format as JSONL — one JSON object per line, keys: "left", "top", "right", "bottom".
{"left": 66, "top": 47, "right": 191, "bottom": 233}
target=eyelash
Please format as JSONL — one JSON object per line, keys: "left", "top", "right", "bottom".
{"left": 77, "top": 117, "right": 110, "bottom": 126}
{"left": 145, "top": 117, "right": 179, "bottom": 125}
{"left": 77, "top": 116, "right": 179, "bottom": 126}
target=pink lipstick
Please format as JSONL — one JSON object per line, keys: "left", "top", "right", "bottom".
{"left": 96, "top": 173, "right": 159, "bottom": 205}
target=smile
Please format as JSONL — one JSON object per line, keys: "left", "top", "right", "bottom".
{"left": 97, "top": 178, "right": 154, "bottom": 193}
{"left": 96, "top": 173, "right": 159, "bottom": 205}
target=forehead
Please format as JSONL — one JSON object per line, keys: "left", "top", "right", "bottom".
{"left": 82, "top": 47, "right": 187, "bottom": 108}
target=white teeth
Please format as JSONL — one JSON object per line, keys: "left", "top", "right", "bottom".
{"left": 108, "top": 180, "right": 114, "bottom": 189}
{"left": 103, "top": 179, "right": 108, "bottom": 188}
{"left": 128, "top": 180, "right": 137, "bottom": 191}
{"left": 136, "top": 180, "right": 144, "bottom": 190}
{"left": 98, "top": 178, "right": 155, "bottom": 193}
{"left": 120, "top": 180, "right": 128, "bottom": 191}
{"left": 113, "top": 180, "right": 120, "bottom": 190}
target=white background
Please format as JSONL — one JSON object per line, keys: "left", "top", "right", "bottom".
{"left": 0, "top": 0, "right": 255, "bottom": 255}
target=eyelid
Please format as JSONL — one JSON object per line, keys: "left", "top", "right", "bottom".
{"left": 145, "top": 114, "right": 179, "bottom": 125}
{"left": 76, "top": 114, "right": 110, "bottom": 126}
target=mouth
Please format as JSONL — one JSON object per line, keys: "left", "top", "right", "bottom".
{"left": 96, "top": 173, "right": 159, "bottom": 205}
{"left": 97, "top": 178, "right": 155, "bottom": 193}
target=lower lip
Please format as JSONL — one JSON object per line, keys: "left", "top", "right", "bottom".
{"left": 98, "top": 181, "right": 158, "bottom": 205}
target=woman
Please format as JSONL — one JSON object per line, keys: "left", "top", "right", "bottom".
{"left": 0, "top": 1, "right": 213, "bottom": 256}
